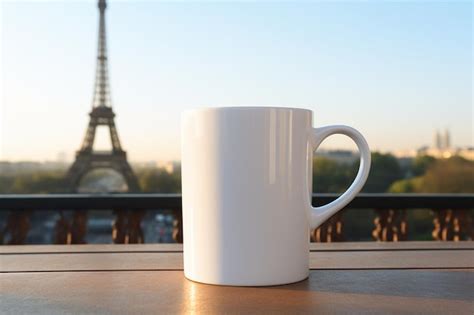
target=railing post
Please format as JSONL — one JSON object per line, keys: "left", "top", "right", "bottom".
{"left": 55, "top": 210, "right": 87, "bottom": 244}
{"left": 72, "top": 210, "right": 88, "bottom": 244}
{"left": 55, "top": 211, "right": 69, "bottom": 244}
{"left": 432, "top": 209, "right": 473, "bottom": 241}
{"left": 311, "top": 212, "right": 344, "bottom": 242}
{"left": 372, "top": 209, "right": 407, "bottom": 241}
{"left": 112, "top": 210, "right": 145, "bottom": 244}
{"left": 172, "top": 210, "right": 183, "bottom": 243}
{"left": 128, "top": 210, "right": 145, "bottom": 243}
{"left": 112, "top": 210, "right": 127, "bottom": 243}
{"left": 1, "top": 211, "right": 30, "bottom": 244}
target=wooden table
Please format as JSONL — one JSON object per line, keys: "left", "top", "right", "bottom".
{"left": 1, "top": 242, "right": 473, "bottom": 314}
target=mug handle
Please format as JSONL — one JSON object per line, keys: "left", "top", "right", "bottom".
{"left": 309, "top": 125, "right": 371, "bottom": 229}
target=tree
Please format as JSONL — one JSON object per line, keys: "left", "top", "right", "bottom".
{"left": 8, "top": 171, "right": 68, "bottom": 194}
{"left": 137, "top": 167, "right": 181, "bottom": 193}
{"left": 411, "top": 155, "right": 436, "bottom": 176}
{"left": 357, "top": 152, "right": 403, "bottom": 193}
{"left": 389, "top": 177, "right": 422, "bottom": 193}
{"left": 0, "top": 177, "right": 15, "bottom": 194}
{"left": 389, "top": 156, "right": 474, "bottom": 193}
{"left": 312, "top": 158, "right": 353, "bottom": 193}
{"left": 420, "top": 157, "right": 474, "bottom": 193}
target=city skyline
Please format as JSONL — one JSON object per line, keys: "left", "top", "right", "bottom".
{"left": 1, "top": 0, "right": 472, "bottom": 162}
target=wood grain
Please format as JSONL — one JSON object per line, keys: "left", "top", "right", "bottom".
{"left": 1, "top": 250, "right": 473, "bottom": 272}
{"left": 2, "top": 243, "right": 473, "bottom": 314}
{"left": 1, "top": 270, "right": 473, "bottom": 314}
{"left": 1, "top": 241, "right": 473, "bottom": 254}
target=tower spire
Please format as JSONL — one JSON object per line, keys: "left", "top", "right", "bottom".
{"left": 93, "top": 0, "right": 112, "bottom": 108}
{"left": 67, "top": 0, "right": 139, "bottom": 194}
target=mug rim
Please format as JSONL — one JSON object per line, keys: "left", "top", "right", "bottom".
{"left": 183, "top": 106, "right": 312, "bottom": 115}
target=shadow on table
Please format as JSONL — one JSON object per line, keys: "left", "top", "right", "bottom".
{"left": 270, "top": 270, "right": 474, "bottom": 301}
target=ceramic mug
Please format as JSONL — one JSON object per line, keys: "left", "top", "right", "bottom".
{"left": 181, "top": 107, "right": 371, "bottom": 286}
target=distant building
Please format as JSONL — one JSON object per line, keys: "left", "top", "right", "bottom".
{"left": 417, "top": 129, "right": 473, "bottom": 160}
{"left": 392, "top": 149, "right": 417, "bottom": 158}
{"left": 443, "top": 129, "right": 451, "bottom": 149}
{"left": 132, "top": 161, "right": 159, "bottom": 169}
{"left": 392, "top": 129, "right": 473, "bottom": 161}
{"left": 315, "top": 150, "right": 358, "bottom": 165}
{"left": 434, "top": 131, "right": 442, "bottom": 150}
{"left": 0, "top": 161, "right": 68, "bottom": 175}
{"left": 433, "top": 129, "right": 451, "bottom": 150}
{"left": 156, "top": 160, "right": 181, "bottom": 173}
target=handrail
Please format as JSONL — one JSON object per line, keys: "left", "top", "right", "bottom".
{"left": 0, "top": 193, "right": 472, "bottom": 210}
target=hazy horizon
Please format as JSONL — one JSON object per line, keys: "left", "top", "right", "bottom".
{"left": 1, "top": 0, "right": 472, "bottom": 162}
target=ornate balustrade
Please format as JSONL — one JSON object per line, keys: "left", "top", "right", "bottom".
{"left": 0, "top": 194, "right": 472, "bottom": 244}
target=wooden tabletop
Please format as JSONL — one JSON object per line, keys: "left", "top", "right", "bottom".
{"left": 1, "top": 242, "right": 473, "bottom": 314}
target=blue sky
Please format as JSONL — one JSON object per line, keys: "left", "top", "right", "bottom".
{"left": 1, "top": 0, "right": 472, "bottom": 162}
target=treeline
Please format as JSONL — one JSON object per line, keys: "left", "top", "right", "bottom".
{"left": 313, "top": 152, "right": 403, "bottom": 193}
{"left": 136, "top": 167, "right": 181, "bottom": 193}
{"left": 0, "top": 153, "right": 473, "bottom": 194}
{"left": 0, "top": 170, "right": 68, "bottom": 194}
{"left": 314, "top": 153, "right": 474, "bottom": 193}
{"left": 389, "top": 156, "right": 474, "bottom": 193}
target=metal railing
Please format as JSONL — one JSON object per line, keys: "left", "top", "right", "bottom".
{"left": 0, "top": 193, "right": 473, "bottom": 244}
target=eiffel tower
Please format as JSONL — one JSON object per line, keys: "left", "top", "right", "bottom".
{"left": 67, "top": 0, "right": 139, "bottom": 192}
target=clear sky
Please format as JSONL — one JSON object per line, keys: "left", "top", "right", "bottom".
{"left": 1, "top": 0, "right": 472, "bottom": 162}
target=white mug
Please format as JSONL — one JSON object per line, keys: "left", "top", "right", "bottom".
{"left": 181, "top": 107, "right": 371, "bottom": 286}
